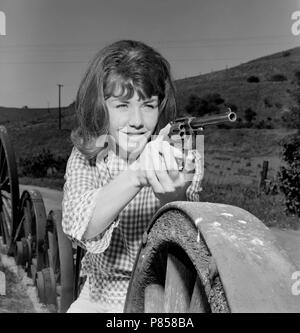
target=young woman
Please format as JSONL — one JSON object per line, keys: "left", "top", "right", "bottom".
{"left": 62, "top": 40, "right": 203, "bottom": 312}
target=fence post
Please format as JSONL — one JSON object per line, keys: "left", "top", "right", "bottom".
{"left": 259, "top": 160, "right": 269, "bottom": 192}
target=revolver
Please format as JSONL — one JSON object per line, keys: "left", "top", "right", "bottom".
{"left": 167, "top": 108, "right": 237, "bottom": 170}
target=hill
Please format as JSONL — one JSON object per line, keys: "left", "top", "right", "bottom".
{"left": 0, "top": 47, "right": 299, "bottom": 185}
{"left": 0, "top": 105, "right": 73, "bottom": 124}
{"left": 1, "top": 46, "right": 299, "bottom": 127}
{"left": 0, "top": 47, "right": 299, "bottom": 228}
{"left": 175, "top": 47, "right": 300, "bottom": 127}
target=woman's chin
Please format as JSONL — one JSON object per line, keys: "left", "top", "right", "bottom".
{"left": 117, "top": 142, "right": 145, "bottom": 161}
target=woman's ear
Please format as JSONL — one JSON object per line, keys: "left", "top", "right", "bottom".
{"left": 95, "top": 134, "right": 108, "bottom": 148}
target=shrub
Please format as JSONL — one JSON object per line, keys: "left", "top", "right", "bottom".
{"left": 244, "top": 107, "right": 257, "bottom": 123}
{"left": 203, "top": 93, "right": 225, "bottom": 105}
{"left": 247, "top": 76, "right": 260, "bottom": 83}
{"left": 185, "top": 92, "right": 223, "bottom": 117}
{"left": 19, "top": 149, "right": 67, "bottom": 178}
{"left": 282, "top": 51, "right": 291, "bottom": 57}
{"left": 264, "top": 97, "right": 272, "bottom": 108}
{"left": 295, "top": 71, "right": 300, "bottom": 85}
{"left": 270, "top": 74, "right": 287, "bottom": 82}
{"left": 256, "top": 120, "right": 266, "bottom": 129}
{"left": 281, "top": 106, "right": 300, "bottom": 129}
{"left": 278, "top": 135, "right": 300, "bottom": 217}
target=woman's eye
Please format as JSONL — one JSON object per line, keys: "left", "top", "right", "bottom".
{"left": 116, "top": 104, "right": 128, "bottom": 109}
{"left": 144, "top": 104, "right": 155, "bottom": 109}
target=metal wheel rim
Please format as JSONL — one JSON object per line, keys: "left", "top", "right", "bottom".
{"left": 124, "top": 209, "right": 229, "bottom": 313}
{"left": 0, "top": 126, "right": 19, "bottom": 251}
{"left": 14, "top": 190, "right": 47, "bottom": 272}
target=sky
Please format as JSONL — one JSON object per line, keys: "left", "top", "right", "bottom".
{"left": 0, "top": 0, "right": 299, "bottom": 108}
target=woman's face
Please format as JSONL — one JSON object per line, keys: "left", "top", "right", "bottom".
{"left": 105, "top": 90, "right": 159, "bottom": 161}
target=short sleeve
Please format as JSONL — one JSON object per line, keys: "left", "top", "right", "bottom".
{"left": 62, "top": 147, "right": 119, "bottom": 254}
{"left": 186, "top": 149, "right": 204, "bottom": 202}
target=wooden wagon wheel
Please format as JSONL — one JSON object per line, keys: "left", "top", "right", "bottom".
{"left": 42, "top": 210, "right": 85, "bottom": 312}
{"left": 13, "top": 190, "right": 47, "bottom": 281}
{"left": 0, "top": 126, "right": 20, "bottom": 254}
{"left": 124, "top": 202, "right": 300, "bottom": 313}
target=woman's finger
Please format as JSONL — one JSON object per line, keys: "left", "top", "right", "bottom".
{"left": 158, "top": 123, "right": 172, "bottom": 140}
{"left": 161, "top": 141, "right": 180, "bottom": 180}
{"left": 155, "top": 155, "right": 175, "bottom": 193}
{"left": 143, "top": 149, "right": 165, "bottom": 193}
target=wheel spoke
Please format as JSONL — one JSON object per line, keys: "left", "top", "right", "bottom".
{"left": 0, "top": 158, "right": 7, "bottom": 183}
{"left": 13, "top": 215, "right": 26, "bottom": 243}
{"left": 2, "top": 195, "right": 12, "bottom": 211}
{"left": 2, "top": 201, "right": 12, "bottom": 236}
{"left": 0, "top": 144, "right": 3, "bottom": 162}
{"left": 48, "top": 231, "right": 58, "bottom": 270}
{"left": 0, "top": 176, "right": 9, "bottom": 191}
{"left": 189, "top": 276, "right": 210, "bottom": 313}
{"left": 0, "top": 144, "right": 4, "bottom": 179}
{"left": 1, "top": 189, "right": 11, "bottom": 201}
{"left": 164, "top": 253, "right": 195, "bottom": 312}
{"left": 0, "top": 211, "right": 10, "bottom": 244}
{"left": 144, "top": 284, "right": 165, "bottom": 313}
{"left": 2, "top": 196, "right": 12, "bottom": 218}
{"left": 24, "top": 200, "right": 32, "bottom": 236}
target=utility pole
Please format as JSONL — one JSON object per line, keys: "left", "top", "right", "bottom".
{"left": 57, "top": 84, "right": 63, "bottom": 130}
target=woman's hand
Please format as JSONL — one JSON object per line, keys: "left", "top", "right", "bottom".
{"left": 129, "top": 125, "right": 197, "bottom": 205}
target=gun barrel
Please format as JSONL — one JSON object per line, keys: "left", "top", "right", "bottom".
{"left": 191, "top": 109, "right": 237, "bottom": 128}
{"left": 168, "top": 108, "right": 237, "bottom": 135}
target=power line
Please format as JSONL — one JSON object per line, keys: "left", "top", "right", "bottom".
{"left": 0, "top": 60, "right": 88, "bottom": 64}
{"left": 57, "top": 84, "right": 63, "bottom": 130}
{"left": 0, "top": 33, "right": 295, "bottom": 49}
{"left": 0, "top": 48, "right": 297, "bottom": 65}
{"left": 0, "top": 40, "right": 298, "bottom": 52}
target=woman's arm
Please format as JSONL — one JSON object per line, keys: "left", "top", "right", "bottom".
{"left": 83, "top": 168, "right": 141, "bottom": 240}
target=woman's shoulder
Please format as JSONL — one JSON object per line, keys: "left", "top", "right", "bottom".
{"left": 67, "top": 146, "right": 95, "bottom": 169}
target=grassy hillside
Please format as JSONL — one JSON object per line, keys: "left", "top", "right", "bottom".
{"left": 0, "top": 106, "right": 72, "bottom": 124}
{"left": 175, "top": 47, "right": 300, "bottom": 126}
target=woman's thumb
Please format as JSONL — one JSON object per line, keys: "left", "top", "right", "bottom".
{"left": 158, "top": 123, "right": 171, "bottom": 140}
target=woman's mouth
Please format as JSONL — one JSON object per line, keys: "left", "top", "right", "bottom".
{"left": 124, "top": 132, "right": 146, "bottom": 138}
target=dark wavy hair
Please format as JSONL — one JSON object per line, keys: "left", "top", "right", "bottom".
{"left": 71, "top": 40, "right": 177, "bottom": 160}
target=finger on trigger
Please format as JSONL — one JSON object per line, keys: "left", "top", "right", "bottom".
{"left": 160, "top": 142, "right": 180, "bottom": 180}
{"left": 150, "top": 141, "right": 165, "bottom": 171}
{"left": 183, "top": 150, "right": 196, "bottom": 173}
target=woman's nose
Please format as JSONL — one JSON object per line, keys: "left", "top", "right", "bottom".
{"left": 128, "top": 106, "right": 143, "bottom": 128}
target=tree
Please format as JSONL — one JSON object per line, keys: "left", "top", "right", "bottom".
{"left": 244, "top": 108, "right": 257, "bottom": 124}
{"left": 278, "top": 135, "right": 300, "bottom": 217}
{"left": 185, "top": 92, "right": 224, "bottom": 117}
{"left": 204, "top": 93, "right": 224, "bottom": 105}
{"left": 281, "top": 106, "right": 300, "bottom": 131}
{"left": 295, "top": 71, "right": 300, "bottom": 86}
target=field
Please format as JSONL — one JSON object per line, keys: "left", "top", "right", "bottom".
{"left": 2, "top": 115, "right": 298, "bottom": 230}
